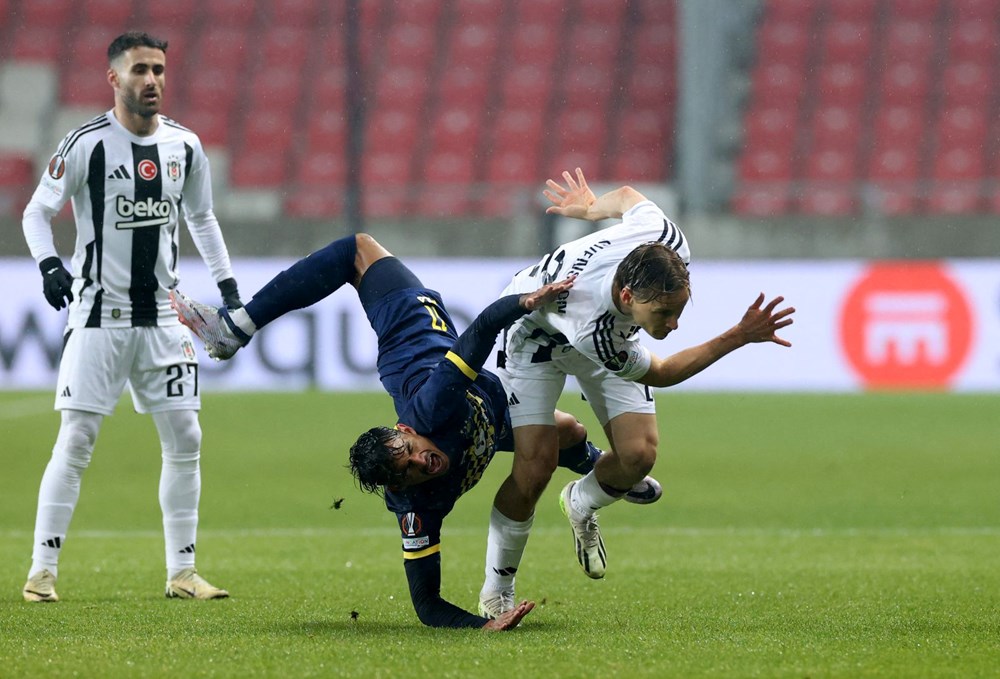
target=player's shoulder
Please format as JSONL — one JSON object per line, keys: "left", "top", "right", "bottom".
{"left": 54, "top": 112, "right": 114, "bottom": 156}
{"left": 158, "top": 115, "right": 204, "bottom": 146}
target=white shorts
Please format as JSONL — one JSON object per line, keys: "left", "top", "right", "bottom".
{"left": 497, "top": 344, "right": 656, "bottom": 428}
{"left": 55, "top": 326, "right": 201, "bottom": 415}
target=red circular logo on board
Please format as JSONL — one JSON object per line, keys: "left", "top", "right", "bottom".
{"left": 137, "top": 159, "right": 158, "bottom": 180}
{"left": 839, "top": 263, "right": 973, "bottom": 389}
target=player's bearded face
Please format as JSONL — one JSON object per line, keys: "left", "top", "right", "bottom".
{"left": 112, "top": 47, "right": 165, "bottom": 118}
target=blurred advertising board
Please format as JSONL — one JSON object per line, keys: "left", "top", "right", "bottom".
{"left": 1, "top": 258, "right": 997, "bottom": 392}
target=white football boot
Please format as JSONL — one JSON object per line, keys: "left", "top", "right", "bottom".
{"left": 478, "top": 588, "right": 516, "bottom": 620}
{"left": 559, "top": 481, "right": 607, "bottom": 579}
{"left": 165, "top": 568, "right": 229, "bottom": 599}
{"left": 23, "top": 569, "right": 59, "bottom": 602}
{"left": 170, "top": 290, "right": 247, "bottom": 360}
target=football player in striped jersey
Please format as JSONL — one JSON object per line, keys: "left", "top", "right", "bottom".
{"left": 483, "top": 168, "right": 795, "bottom": 606}
{"left": 21, "top": 32, "right": 240, "bottom": 603}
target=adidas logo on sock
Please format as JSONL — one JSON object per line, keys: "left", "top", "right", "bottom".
{"left": 507, "top": 393, "right": 520, "bottom": 406}
{"left": 107, "top": 165, "right": 131, "bottom": 179}
{"left": 492, "top": 566, "right": 518, "bottom": 577}
{"left": 178, "top": 544, "right": 196, "bottom": 554}
{"left": 41, "top": 536, "right": 63, "bottom": 549}
{"left": 60, "top": 386, "right": 71, "bottom": 398}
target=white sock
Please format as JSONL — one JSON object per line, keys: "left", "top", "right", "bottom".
{"left": 570, "top": 471, "right": 622, "bottom": 518}
{"left": 30, "top": 410, "right": 102, "bottom": 581}
{"left": 482, "top": 507, "right": 533, "bottom": 594}
{"left": 154, "top": 411, "right": 201, "bottom": 578}
{"left": 229, "top": 307, "right": 257, "bottom": 336}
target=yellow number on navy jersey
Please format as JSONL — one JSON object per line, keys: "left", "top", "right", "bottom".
{"left": 417, "top": 295, "right": 448, "bottom": 332}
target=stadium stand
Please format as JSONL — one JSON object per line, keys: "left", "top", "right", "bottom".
{"left": 735, "top": 0, "right": 1000, "bottom": 216}
{"left": 0, "top": 0, "right": 676, "bottom": 220}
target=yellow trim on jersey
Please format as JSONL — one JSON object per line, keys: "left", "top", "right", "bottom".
{"left": 402, "top": 544, "right": 441, "bottom": 560}
{"left": 446, "top": 351, "right": 478, "bottom": 380}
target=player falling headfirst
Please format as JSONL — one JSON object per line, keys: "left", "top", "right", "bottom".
{"left": 170, "top": 233, "right": 661, "bottom": 629}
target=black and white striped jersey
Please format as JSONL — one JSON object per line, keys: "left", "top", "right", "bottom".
{"left": 501, "top": 200, "right": 691, "bottom": 381}
{"left": 25, "top": 110, "right": 234, "bottom": 328}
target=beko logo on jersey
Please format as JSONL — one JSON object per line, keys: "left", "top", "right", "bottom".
{"left": 115, "top": 195, "right": 171, "bottom": 229}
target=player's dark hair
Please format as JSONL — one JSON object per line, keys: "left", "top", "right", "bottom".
{"left": 349, "top": 426, "right": 403, "bottom": 496}
{"left": 108, "top": 32, "right": 168, "bottom": 63}
{"left": 613, "top": 242, "right": 690, "bottom": 304}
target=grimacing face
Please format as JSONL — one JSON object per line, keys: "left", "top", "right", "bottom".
{"left": 387, "top": 425, "right": 451, "bottom": 488}
{"left": 110, "top": 46, "right": 165, "bottom": 118}
{"left": 622, "top": 287, "right": 690, "bottom": 340}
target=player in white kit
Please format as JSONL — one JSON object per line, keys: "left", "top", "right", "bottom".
{"left": 20, "top": 32, "right": 241, "bottom": 602}
{"left": 479, "top": 169, "right": 795, "bottom": 612}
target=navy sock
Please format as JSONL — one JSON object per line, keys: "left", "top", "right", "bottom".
{"left": 245, "top": 235, "right": 358, "bottom": 329}
{"left": 558, "top": 440, "right": 602, "bottom": 475}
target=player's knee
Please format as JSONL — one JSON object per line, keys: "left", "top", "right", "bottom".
{"left": 618, "top": 441, "right": 657, "bottom": 477}
{"left": 53, "top": 410, "right": 101, "bottom": 468}
{"left": 156, "top": 411, "right": 202, "bottom": 462}
{"left": 554, "top": 412, "right": 587, "bottom": 448}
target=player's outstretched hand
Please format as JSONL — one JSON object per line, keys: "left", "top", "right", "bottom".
{"left": 544, "top": 168, "right": 597, "bottom": 220}
{"left": 482, "top": 600, "right": 536, "bottom": 631}
{"left": 521, "top": 275, "right": 575, "bottom": 311}
{"left": 736, "top": 293, "right": 795, "bottom": 347}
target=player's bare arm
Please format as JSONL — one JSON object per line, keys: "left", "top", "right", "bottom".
{"left": 482, "top": 600, "right": 535, "bottom": 631}
{"left": 520, "top": 275, "right": 575, "bottom": 310}
{"left": 639, "top": 293, "right": 796, "bottom": 388}
{"left": 544, "top": 167, "right": 646, "bottom": 221}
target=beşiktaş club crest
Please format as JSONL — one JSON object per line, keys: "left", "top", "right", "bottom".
{"left": 166, "top": 156, "right": 182, "bottom": 182}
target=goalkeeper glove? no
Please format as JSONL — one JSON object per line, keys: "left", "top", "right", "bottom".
{"left": 217, "top": 277, "right": 243, "bottom": 309}
{"left": 39, "top": 256, "right": 74, "bottom": 310}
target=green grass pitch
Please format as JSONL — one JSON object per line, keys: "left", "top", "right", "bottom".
{"left": 1, "top": 391, "right": 998, "bottom": 678}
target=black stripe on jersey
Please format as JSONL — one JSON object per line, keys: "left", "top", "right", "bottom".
{"left": 591, "top": 312, "right": 617, "bottom": 363}
{"left": 161, "top": 116, "right": 193, "bottom": 133}
{"left": 57, "top": 116, "right": 111, "bottom": 157}
{"left": 184, "top": 142, "right": 193, "bottom": 178}
{"left": 85, "top": 143, "right": 106, "bottom": 327}
{"left": 658, "top": 218, "right": 687, "bottom": 253}
{"left": 130, "top": 143, "right": 162, "bottom": 326}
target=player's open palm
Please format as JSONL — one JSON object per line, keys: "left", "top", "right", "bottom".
{"left": 544, "top": 167, "right": 597, "bottom": 219}
{"left": 737, "top": 293, "right": 795, "bottom": 347}
{"left": 482, "top": 600, "right": 536, "bottom": 631}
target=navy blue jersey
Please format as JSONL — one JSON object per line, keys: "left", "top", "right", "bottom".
{"left": 363, "top": 286, "right": 513, "bottom": 558}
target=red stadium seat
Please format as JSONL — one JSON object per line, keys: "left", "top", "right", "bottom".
{"left": 423, "top": 151, "right": 475, "bottom": 185}
{"left": 82, "top": 0, "right": 135, "bottom": 27}
{"left": 510, "top": 22, "right": 559, "bottom": 64}
{"left": 438, "top": 65, "right": 491, "bottom": 106}
{"left": 765, "top": 0, "right": 817, "bottom": 22}
{"left": 491, "top": 108, "right": 545, "bottom": 150}
{"left": 500, "top": 64, "right": 554, "bottom": 109}
{"left": 608, "top": 148, "right": 667, "bottom": 182}
{"left": 249, "top": 67, "right": 304, "bottom": 111}
{"left": 817, "top": 62, "right": 867, "bottom": 105}
{"left": 743, "top": 106, "right": 797, "bottom": 151}
{"left": 187, "top": 68, "right": 238, "bottom": 117}
{"left": 829, "top": 0, "right": 879, "bottom": 21}
{"left": 361, "top": 151, "right": 411, "bottom": 185}
{"left": 366, "top": 109, "right": 420, "bottom": 154}
{"left": 173, "top": 107, "right": 230, "bottom": 147}
{"left": 936, "top": 106, "right": 988, "bottom": 147}
{"left": 21, "top": 0, "right": 76, "bottom": 29}
{"left": 452, "top": 0, "right": 505, "bottom": 23}
{"left": 296, "top": 150, "right": 347, "bottom": 186}
{"left": 758, "top": 21, "right": 811, "bottom": 65}
{"left": 557, "top": 65, "right": 614, "bottom": 108}
{"left": 751, "top": 62, "right": 807, "bottom": 106}
{"left": 633, "top": 21, "right": 676, "bottom": 68}
{"left": 872, "top": 105, "right": 925, "bottom": 146}
{"left": 145, "top": 0, "right": 199, "bottom": 25}
{"left": 238, "top": 108, "right": 297, "bottom": 155}
{"left": 229, "top": 149, "right": 290, "bottom": 188}
{"left": 312, "top": 67, "right": 347, "bottom": 109}
{"left": 515, "top": 0, "right": 566, "bottom": 23}
{"left": 810, "top": 105, "right": 862, "bottom": 149}
{"left": 940, "top": 61, "right": 993, "bottom": 106}
{"left": 799, "top": 185, "right": 858, "bottom": 216}
{"left": 578, "top": 0, "right": 628, "bottom": 23}
{"left": 953, "top": 0, "right": 1000, "bottom": 21}
{"left": 203, "top": 0, "right": 257, "bottom": 27}
{"left": 872, "top": 186, "right": 919, "bottom": 215}
{"left": 947, "top": 20, "right": 999, "bottom": 62}
{"left": 486, "top": 148, "right": 539, "bottom": 184}
{"left": 448, "top": 24, "right": 500, "bottom": 64}
{"left": 9, "top": 27, "right": 62, "bottom": 62}
{"left": 925, "top": 183, "right": 983, "bottom": 214}
{"left": 543, "top": 150, "right": 603, "bottom": 179}
{"left": 303, "top": 110, "right": 345, "bottom": 154}
{"left": 0, "top": 154, "right": 34, "bottom": 186}
{"left": 195, "top": 28, "right": 250, "bottom": 69}
{"left": 890, "top": 0, "right": 942, "bottom": 20}
{"left": 375, "top": 66, "right": 430, "bottom": 110}
{"left": 261, "top": 27, "right": 312, "bottom": 70}
{"left": 883, "top": 20, "right": 936, "bottom": 64}
{"left": 72, "top": 26, "right": 118, "bottom": 72}
{"left": 932, "top": 147, "right": 985, "bottom": 181}
{"left": 265, "top": 0, "right": 323, "bottom": 27}
{"left": 392, "top": 0, "right": 445, "bottom": 26}
{"left": 731, "top": 186, "right": 792, "bottom": 217}
{"left": 879, "top": 61, "right": 931, "bottom": 106}
{"left": 868, "top": 147, "right": 920, "bottom": 181}
{"left": 429, "top": 105, "right": 483, "bottom": 154}
{"left": 62, "top": 74, "right": 113, "bottom": 107}
{"left": 284, "top": 188, "right": 343, "bottom": 219}
{"left": 618, "top": 109, "right": 670, "bottom": 152}
{"left": 822, "top": 20, "right": 874, "bottom": 63}
{"left": 555, "top": 110, "right": 607, "bottom": 149}
{"left": 565, "top": 21, "right": 620, "bottom": 65}
{"left": 384, "top": 24, "right": 436, "bottom": 66}
{"left": 805, "top": 148, "right": 857, "bottom": 182}
{"left": 627, "top": 65, "right": 675, "bottom": 109}
{"left": 738, "top": 148, "right": 794, "bottom": 183}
